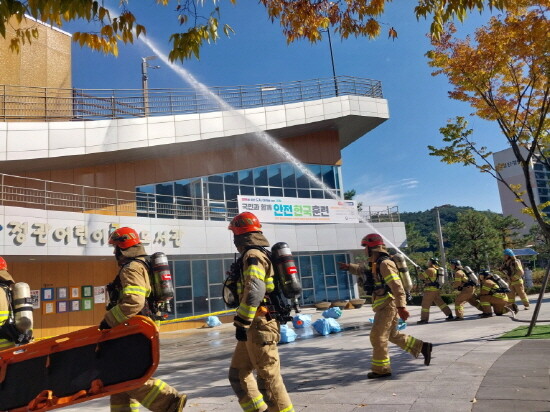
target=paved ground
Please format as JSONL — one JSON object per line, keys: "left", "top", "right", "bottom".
{"left": 63, "top": 295, "right": 550, "bottom": 411}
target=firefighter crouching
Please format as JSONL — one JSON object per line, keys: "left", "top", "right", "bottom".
{"left": 478, "top": 270, "right": 512, "bottom": 318}
{"left": 339, "top": 234, "right": 433, "bottom": 379}
{"left": 0, "top": 257, "right": 33, "bottom": 350}
{"left": 450, "top": 260, "right": 482, "bottom": 320}
{"left": 501, "top": 249, "right": 530, "bottom": 311}
{"left": 227, "top": 212, "right": 294, "bottom": 412}
{"left": 417, "top": 258, "right": 454, "bottom": 324}
{"left": 102, "top": 227, "right": 187, "bottom": 412}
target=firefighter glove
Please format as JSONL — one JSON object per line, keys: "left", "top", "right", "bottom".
{"left": 99, "top": 320, "right": 111, "bottom": 330}
{"left": 235, "top": 326, "right": 248, "bottom": 342}
{"left": 397, "top": 307, "right": 410, "bottom": 321}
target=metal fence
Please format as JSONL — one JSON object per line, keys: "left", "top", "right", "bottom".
{"left": 0, "top": 76, "right": 383, "bottom": 121}
{"left": 0, "top": 173, "right": 399, "bottom": 223}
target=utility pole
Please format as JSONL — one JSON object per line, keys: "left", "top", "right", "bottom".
{"left": 326, "top": 28, "right": 339, "bottom": 96}
{"left": 435, "top": 205, "right": 448, "bottom": 277}
{"left": 141, "top": 56, "right": 160, "bottom": 117}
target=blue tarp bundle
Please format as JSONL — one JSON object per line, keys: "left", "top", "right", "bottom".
{"left": 313, "top": 318, "right": 342, "bottom": 335}
{"left": 205, "top": 316, "right": 222, "bottom": 327}
{"left": 369, "top": 317, "right": 407, "bottom": 331}
{"left": 280, "top": 325, "right": 297, "bottom": 343}
{"left": 322, "top": 307, "right": 343, "bottom": 319}
{"left": 292, "top": 314, "right": 312, "bottom": 329}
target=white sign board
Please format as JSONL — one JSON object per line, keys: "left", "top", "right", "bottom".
{"left": 237, "top": 196, "right": 359, "bottom": 224}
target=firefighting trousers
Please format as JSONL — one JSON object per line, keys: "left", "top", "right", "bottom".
{"left": 507, "top": 279, "right": 530, "bottom": 308}
{"left": 420, "top": 290, "right": 452, "bottom": 321}
{"left": 110, "top": 377, "right": 180, "bottom": 412}
{"left": 479, "top": 295, "right": 509, "bottom": 315}
{"left": 370, "top": 302, "right": 423, "bottom": 375}
{"left": 454, "top": 287, "right": 481, "bottom": 318}
{"left": 228, "top": 317, "right": 294, "bottom": 412}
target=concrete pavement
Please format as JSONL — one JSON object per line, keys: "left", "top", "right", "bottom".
{"left": 63, "top": 295, "right": 550, "bottom": 411}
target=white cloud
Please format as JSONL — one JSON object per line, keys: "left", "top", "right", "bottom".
{"left": 353, "top": 177, "right": 419, "bottom": 209}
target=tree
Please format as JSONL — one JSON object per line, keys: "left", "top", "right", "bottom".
{"left": 447, "top": 210, "right": 501, "bottom": 272}
{"left": 427, "top": 2, "right": 550, "bottom": 240}
{"left": 487, "top": 214, "right": 525, "bottom": 249}
{"left": 1, "top": 0, "right": 513, "bottom": 60}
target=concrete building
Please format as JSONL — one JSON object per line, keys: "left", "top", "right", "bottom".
{"left": 1, "top": 25, "right": 405, "bottom": 338}
{"left": 493, "top": 147, "right": 540, "bottom": 233}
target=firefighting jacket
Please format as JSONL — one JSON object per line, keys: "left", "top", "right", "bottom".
{"left": 452, "top": 268, "right": 472, "bottom": 290}
{"left": 104, "top": 254, "right": 152, "bottom": 329}
{"left": 480, "top": 278, "right": 507, "bottom": 300}
{"left": 234, "top": 247, "right": 275, "bottom": 328}
{"left": 0, "top": 270, "right": 15, "bottom": 350}
{"left": 502, "top": 258, "right": 524, "bottom": 283}
{"left": 420, "top": 267, "right": 440, "bottom": 291}
{"left": 349, "top": 257, "right": 406, "bottom": 312}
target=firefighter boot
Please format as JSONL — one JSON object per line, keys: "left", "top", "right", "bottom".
{"left": 445, "top": 314, "right": 454, "bottom": 321}
{"left": 421, "top": 342, "right": 433, "bottom": 366}
{"left": 512, "top": 303, "right": 519, "bottom": 314}
{"left": 168, "top": 394, "right": 187, "bottom": 412}
{"left": 367, "top": 371, "right": 392, "bottom": 379}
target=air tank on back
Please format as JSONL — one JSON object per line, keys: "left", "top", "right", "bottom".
{"left": 13, "top": 282, "right": 33, "bottom": 334}
{"left": 271, "top": 242, "right": 302, "bottom": 312}
{"left": 463, "top": 266, "right": 479, "bottom": 286}
{"left": 151, "top": 252, "right": 175, "bottom": 302}
{"left": 390, "top": 252, "right": 413, "bottom": 293}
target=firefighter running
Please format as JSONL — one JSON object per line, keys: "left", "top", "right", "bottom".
{"left": 103, "top": 227, "right": 187, "bottom": 412}
{"left": 227, "top": 212, "right": 294, "bottom": 412}
{"left": 500, "top": 249, "right": 530, "bottom": 311}
{"left": 449, "top": 260, "right": 482, "bottom": 320}
{"left": 339, "top": 234, "right": 433, "bottom": 379}
{"left": 417, "top": 258, "right": 454, "bottom": 324}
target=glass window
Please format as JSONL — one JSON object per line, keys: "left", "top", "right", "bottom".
{"left": 224, "top": 172, "right": 238, "bottom": 184}
{"left": 209, "top": 285, "right": 222, "bottom": 298}
{"left": 224, "top": 185, "right": 239, "bottom": 202}
{"left": 268, "top": 164, "right": 282, "bottom": 187}
{"left": 255, "top": 187, "right": 269, "bottom": 196}
{"left": 210, "top": 298, "right": 226, "bottom": 312}
{"left": 174, "top": 180, "right": 191, "bottom": 198}
{"left": 240, "top": 185, "right": 254, "bottom": 196}
{"left": 295, "top": 167, "right": 309, "bottom": 189}
{"left": 239, "top": 169, "right": 253, "bottom": 185}
{"left": 535, "top": 163, "right": 543, "bottom": 171}
{"left": 174, "top": 261, "right": 191, "bottom": 287}
{"left": 323, "top": 255, "right": 336, "bottom": 276}
{"left": 302, "top": 289, "right": 315, "bottom": 304}
{"left": 254, "top": 167, "right": 268, "bottom": 186}
{"left": 322, "top": 165, "right": 336, "bottom": 189}
{"left": 297, "top": 189, "right": 310, "bottom": 198}
{"left": 156, "top": 182, "right": 173, "bottom": 196}
{"left": 176, "top": 301, "right": 193, "bottom": 317}
{"left": 270, "top": 187, "right": 283, "bottom": 197}
{"left": 208, "top": 260, "right": 224, "bottom": 284}
{"left": 298, "top": 256, "right": 311, "bottom": 277}
{"left": 284, "top": 188, "right": 297, "bottom": 198}
{"left": 308, "top": 164, "right": 322, "bottom": 188}
{"left": 282, "top": 163, "right": 296, "bottom": 187}
{"left": 208, "top": 183, "right": 224, "bottom": 201}
{"left": 301, "top": 277, "right": 314, "bottom": 289}
{"left": 311, "top": 190, "right": 324, "bottom": 199}
{"left": 208, "top": 174, "right": 223, "bottom": 183}
{"left": 327, "top": 288, "right": 339, "bottom": 300}
{"left": 192, "top": 260, "right": 209, "bottom": 314}
{"left": 311, "top": 255, "right": 326, "bottom": 302}
{"left": 326, "top": 276, "right": 338, "bottom": 287}
{"left": 176, "top": 287, "right": 192, "bottom": 301}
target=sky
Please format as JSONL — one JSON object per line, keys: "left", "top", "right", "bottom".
{"left": 63, "top": 1, "right": 505, "bottom": 214}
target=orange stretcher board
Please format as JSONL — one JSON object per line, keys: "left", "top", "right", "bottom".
{"left": 0, "top": 316, "right": 159, "bottom": 412}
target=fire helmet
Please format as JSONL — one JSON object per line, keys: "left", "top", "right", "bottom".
{"left": 108, "top": 227, "right": 141, "bottom": 249}
{"left": 0, "top": 257, "right": 7, "bottom": 271}
{"left": 479, "top": 269, "right": 491, "bottom": 278}
{"left": 228, "top": 212, "right": 262, "bottom": 235}
{"left": 449, "top": 259, "right": 461, "bottom": 267}
{"left": 429, "top": 257, "right": 439, "bottom": 266}
{"left": 361, "top": 233, "right": 385, "bottom": 248}
{"left": 504, "top": 248, "right": 515, "bottom": 257}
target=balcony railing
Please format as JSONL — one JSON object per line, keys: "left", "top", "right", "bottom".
{"left": 0, "top": 76, "right": 383, "bottom": 121}
{"left": 0, "top": 173, "right": 399, "bottom": 223}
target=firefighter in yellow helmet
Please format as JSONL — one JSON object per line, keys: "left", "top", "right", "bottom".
{"left": 449, "top": 259, "right": 482, "bottom": 320}
{"left": 501, "top": 249, "right": 530, "bottom": 311}
{"left": 478, "top": 270, "right": 513, "bottom": 318}
{"left": 417, "top": 257, "right": 454, "bottom": 324}
{"left": 339, "top": 234, "right": 433, "bottom": 379}
{"left": 227, "top": 212, "right": 294, "bottom": 412}
{"left": 0, "top": 257, "right": 16, "bottom": 351}
{"left": 103, "top": 227, "right": 187, "bottom": 412}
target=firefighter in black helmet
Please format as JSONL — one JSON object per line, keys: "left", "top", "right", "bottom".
{"left": 450, "top": 259, "right": 482, "bottom": 320}
{"left": 417, "top": 257, "right": 453, "bottom": 323}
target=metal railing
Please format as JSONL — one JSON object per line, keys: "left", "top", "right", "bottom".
{"left": 0, "top": 76, "right": 383, "bottom": 121}
{"left": 0, "top": 173, "right": 398, "bottom": 223}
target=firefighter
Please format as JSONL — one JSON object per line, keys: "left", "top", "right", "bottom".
{"left": 501, "top": 249, "right": 530, "bottom": 311}
{"left": 227, "top": 212, "right": 294, "bottom": 412}
{"left": 417, "top": 258, "right": 453, "bottom": 324}
{"left": 478, "top": 270, "right": 512, "bottom": 317}
{"left": 102, "top": 227, "right": 187, "bottom": 412}
{"left": 339, "top": 234, "right": 433, "bottom": 379}
{"left": 449, "top": 259, "right": 482, "bottom": 320}
{"left": 0, "top": 257, "right": 16, "bottom": 351}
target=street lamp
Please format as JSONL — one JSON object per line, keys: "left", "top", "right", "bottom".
{"left": 434, "top": 205, "right": 451, "bottom": 277}
{"left": 141, "top": 56, "right": 160, "bottom": 116}
{"left": 320, "top": 28, "right": 339, "bottom": 96}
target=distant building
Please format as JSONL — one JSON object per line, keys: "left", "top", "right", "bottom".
{"left": 493, "top": 147, "right": 542, "bottom": 233}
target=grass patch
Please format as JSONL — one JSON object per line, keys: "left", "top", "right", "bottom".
{"left": 498, "top": 324, "right": 550, "bottom": 340}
